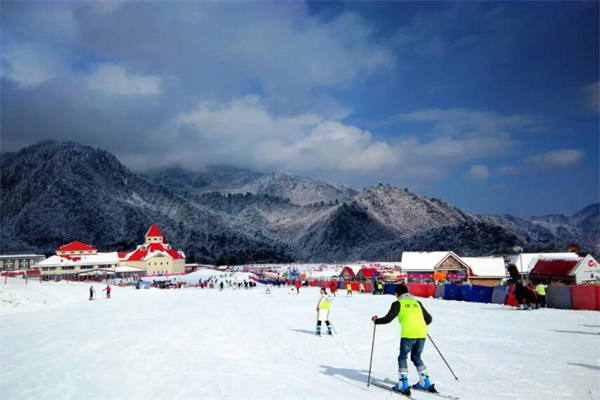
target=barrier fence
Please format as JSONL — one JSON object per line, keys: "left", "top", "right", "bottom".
{"left": 391, "top": 283, "right": 599, "bottom": 311}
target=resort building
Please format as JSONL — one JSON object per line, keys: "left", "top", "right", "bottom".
{"left": 0, "top": 254, "right": 46, "bottom": 273}
{"left": 120, "top": 224, "right": 185, "bottom": 276}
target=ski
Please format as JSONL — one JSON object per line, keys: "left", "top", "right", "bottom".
{"left": 370, "top": 378, "right": 416, "bottom": 399}
{"left": 384, "top": 378, "right": 460, "bottom": 400}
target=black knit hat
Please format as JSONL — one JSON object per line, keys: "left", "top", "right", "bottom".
{"left": 395, "top": 284, "right": 408, "bottom": 296}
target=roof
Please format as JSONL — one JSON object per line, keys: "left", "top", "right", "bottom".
{"left": 513, "top": 252, "right": 580, "bottom": 273}
{"left": 116, "top": 265, "right": 146, "bottom": 273}
{"left": 530, "top": 258, "right": 580, "bottom": 278}
{"left": 340, "top": 266, "right": 356, "bottom": 277}
{"left": 461, "top": 257, "right": 506, "bottom": 278}
{"left": 57, "top": 241, "right": 97, "bottom": 252}
{"left": 401, "top": 251, "right": 470, "bottom": 272}
{"left": 146, "top": 224, "right": 164, "bottom": 238}
{"left": 357, "top": 268, "right": 377, "bottom": 278}
{"left": 125, "top": 243, "right": 184, "bottom": 261}
{"left": 39, "top": 252, "right": 120, "bottom": 267}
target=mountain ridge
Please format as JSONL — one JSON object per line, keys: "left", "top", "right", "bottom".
{"left": 1, "top": 141, "right": 598, "bottom": 262}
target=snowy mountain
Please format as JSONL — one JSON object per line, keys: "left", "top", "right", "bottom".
{"left": 1, "top": 141, "right": 598, "bottom": 262}
{"left": 0, "top": 141, "right": 294, "bottom": 264}
{"left": 143, "top": 166, "right": 358, "bottom": 206}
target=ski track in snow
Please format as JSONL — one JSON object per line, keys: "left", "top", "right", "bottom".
{"left": 1, "top": 278, "right": 599, "bottom": 400}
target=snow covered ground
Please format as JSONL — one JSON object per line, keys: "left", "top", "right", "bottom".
{"left": 1, "top": 277, "right": 599, "bottom": 400}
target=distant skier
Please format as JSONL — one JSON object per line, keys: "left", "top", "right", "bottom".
{"left": 89, "top": 286, "right": 95, "bottom": 300}
{"left": 536, "top": 283, "right": 547, "bottom": 308}
{"left": 103, "top": 284, "right": 111, "bottom": 299}
{"left": 329, "top": 282, "right": 337, "bottom": 297}
{"left": 316, "top": 288, "right": 334, "bottom": 336}
{"left": 219, "top": 281, "right": 224, "bottom": 291}
{"left": 265, "top": 284, "right": 271, "bottom": 294}
{"left": 359, "top": 282, "right": 365, "bottom": 294}
{"left": 346, "top": 283, "right": 353, "bottom": 296}
{"left": 295, "top": 280, "right": 301, "bottom": 294}
{"left": 372, "top": 284, "right": 435, "bottom": 396}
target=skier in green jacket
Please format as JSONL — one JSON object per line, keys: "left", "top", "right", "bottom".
{"left": 372, "top": 284, "right": 435, "bottom": 396}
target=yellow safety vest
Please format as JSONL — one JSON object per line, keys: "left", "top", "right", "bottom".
{"left": 397, "top": 298, "right": 427, "bottom": 339}
{"left": 536, "top": 285, "right": 547, "bottom": 295}
{"left": 347, "top": 284, "right": 352, "bottom": 290}
{"left": 319, "top": 296, "right": 330, "bottom": 310}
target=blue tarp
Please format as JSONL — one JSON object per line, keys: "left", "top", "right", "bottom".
{"left": 443, "top": 284, "right": 461, "bottom": 301}
{"left": 490, "top": 286, "right": 509, "bottom": 304}
{"left": 338, "top": 280, "right": 344, "bottom": 289}
{"left": 383, "top": 283, "right": 396, "bottom": 295}
{"left": 459, "top": 285, "right": 472, "bottom": 301}
{"left": 435, "top": 285, "right": 445, "bottom": 298}
{"left": 547, "top": 286, "right": 572, "bottom": 309}
{"left": 470, "top": 285, "right": 493, "bottom": 303}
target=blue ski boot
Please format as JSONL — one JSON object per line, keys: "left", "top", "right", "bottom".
{"left": 316, "top": 325, "right": 321, "bottom": 336}
{"left": 327, "top": 326, "right": 333, "bottom": 336}
{"left": 413, "top": 370, "right": 437, "bottom": 393}
{"left": 392, "top": 372, "right": 411, "bottom": 396}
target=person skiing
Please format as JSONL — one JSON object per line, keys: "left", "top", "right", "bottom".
{"left": 359, "top": 282, "right": 365, "bottom": 294}
{"left": 103, "top": 284, "right": 111, "bottom": 299}
{"left": 371, "top": 284, "right": 434, "bottom": 396}
{"left": 89, "top": 286, "right": 95, "bottom": 300}
{"left": 346, "top": 282, "right": 353, "bottom": 296}
{"left": 316, "top": 288, "right": 334, "bottom": 336}
{"left": 295, "top": 280, "right": 301, "bottom": 294}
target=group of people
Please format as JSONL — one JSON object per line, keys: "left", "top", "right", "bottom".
{"left": 316, "top": 283, "right": 437, "bottom": 396}
{"left": 88, "top": 284, "right": 111, "bottom": 300}
{"left": 514, "top": 281, "right": 547, "bottom": 309}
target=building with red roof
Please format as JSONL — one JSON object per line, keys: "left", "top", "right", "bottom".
{"left": 121, "top": 224, "right": 185, "bottom": 276}
{"left": 57, "top": 241, "right": 97, "bottom": 256}
{"left": 338, "top": 266, "right": 356, "bottom": 280}
{"left": 529, "top": 254, "right": 599, "bottom": 284}
{"left": 356, "top": 268, "right": 378, "bottom": 280}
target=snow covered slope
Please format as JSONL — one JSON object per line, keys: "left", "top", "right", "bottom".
{"left": 1, "top": 277, "right": 598, "bottom": 400}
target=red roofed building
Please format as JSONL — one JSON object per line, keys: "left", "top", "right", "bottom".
{"left": 356, "top": 268, "right": 378, "bottom": 280}
{"left": 121, "top": 224, "right": 185, "bottom": 276}
{"left": 339, "top": 266, "right": 356, "bottom": 280}
{"left": 57, "top": 241, "right": 97, "bottom": 256}
{"left": 529, "top": 255, "right": 599, "bottom": 284}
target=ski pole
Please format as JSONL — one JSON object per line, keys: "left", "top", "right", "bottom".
{"left": 367, "top": 324, "right": 376, "bottom": 387}
{"left": 427, "top": 333, "right": 459, "bottom": 381}
{"left": 330, "top": 322, "right": 338, "bottom": 335}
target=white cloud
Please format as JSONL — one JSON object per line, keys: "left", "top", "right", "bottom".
{"left": 389, "top": 108, "right": 542, "bottom": 162}
{"left": 525, "top": 149, "right": 584, "bottom": 170}
{"left": 87, "top": 64, "right": 161, "bottom": 96}
{"left": 466, "top": 165, "right": 490, "bottom": 181}
{"left": 166, "top": 97, "right": 396, "bottom": 173}
{"left": 582, "top": 81, "right": 599, "bottom": 113}
{"left": 1, "top": 43, "right": 65, "bottom": 87}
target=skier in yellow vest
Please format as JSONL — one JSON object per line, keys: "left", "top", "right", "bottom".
{"left": 346, "top": 283, "right": 353, "bottom": 296}
{"left": 372, "top": 284, "right": 434, "bottom": 396}
{"left": 536, "top": 283, "right": 547, "bottom": 308}
{"left": 316, "top": 288, "right": 334, "bottom": 336}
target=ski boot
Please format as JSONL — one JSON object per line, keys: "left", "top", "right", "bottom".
{"left": 316, "top": 325, "right": 321, "bottom": 336}
{"left": 413, "top": 370, "right": 437, "bottom": 393}
{"left": 327, "top": 326, "right": 333, "bottom": 336}
{"left": 392, "top": 372, "right": 411, "bottom": 396}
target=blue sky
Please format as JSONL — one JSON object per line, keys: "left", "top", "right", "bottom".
{"left": 1, "top": 1, "right": 598, "bottom": 217}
